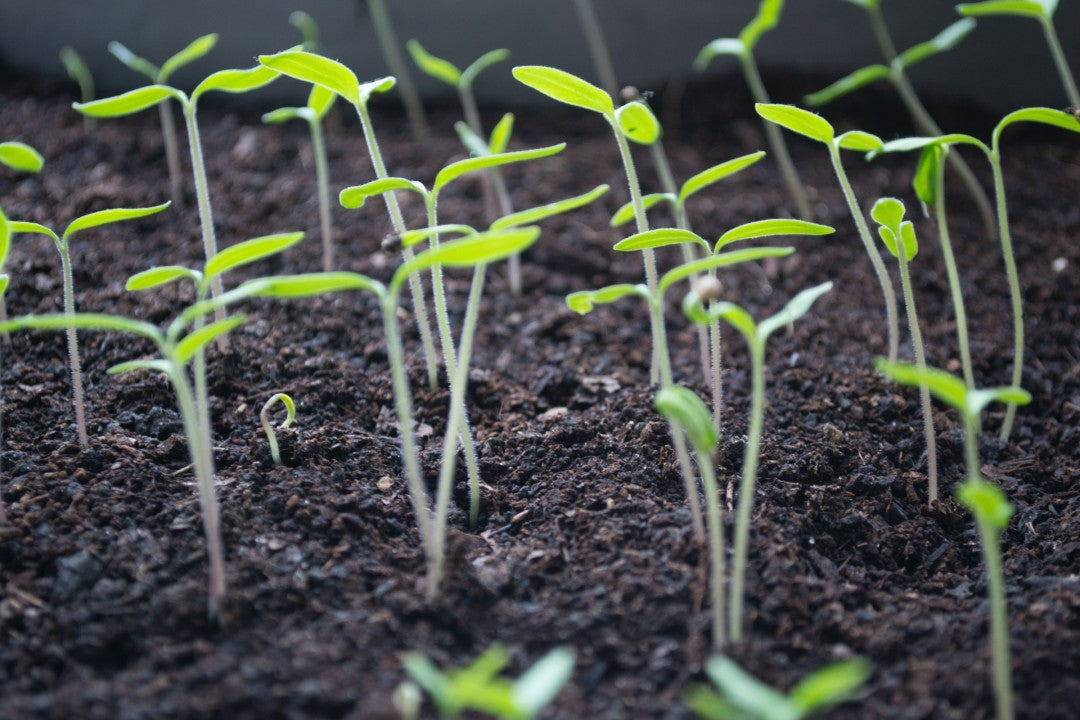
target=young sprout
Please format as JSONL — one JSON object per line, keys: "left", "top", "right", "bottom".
{"left": 695, "top": 0, "right": 813, "bottom": 221}
{"left": 9, "top": 202, "right": 171, "bottom": 448}
{"left": 263, "top": 86, "right": 339, "bottom": 270}
{"left": 870, "top": 198, "right": 938, "bottom": 501}
{"left": 875, "top": 359, "right": 1031, "bottom": 720}
{"left": 108, "top": 34, "right": 218, "bottom": 206}
{"left": 260, "top": 392, "right": 296, "bottom": 466}
{"left": 570, "top": 0, "right": 619, "bottom": 97}
{"left": 361, "top": 0, "right": 430, "bottom": 141}
{"left": 958, "top": 0, "right": 1078, "bottom": 107}
{"left": 685, "top": 655, "right": 871, "bottom": 720}
{"left": 402, "top": 644, "right": 575, "bottom": 720}
{"left": 59, "top": 47, "right": 95, "bottom": 132}
{"left": 684, "top": 281, "right": 833, "bottom": 642}
{"left": 871, "top": 106, "right": 1080, "bottom": 438}
{"left": 806, "top": 10, "right": 995, "bottom": 234}
{"left": 655, "top": 385, "right": 726, "bottom": 647}
{"left": 755, "top": 103, "right": 900, "bottom": 363}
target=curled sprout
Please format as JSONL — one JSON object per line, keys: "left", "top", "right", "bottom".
{"left": 260, "top": 393, "right": 296, "bottom": 466}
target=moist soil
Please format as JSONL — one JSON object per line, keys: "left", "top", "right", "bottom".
{"left": 0, "top": 63, "right": 1078, "bottom": 720}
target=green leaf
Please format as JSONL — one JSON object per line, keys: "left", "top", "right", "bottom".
{"left": 108, "top": 41, "right": 160, "bottom": 81}
{"left": 434, "top": 144, "right": 565, "bottom": 193}
{"left": 913, "top": 145, "right": 944, "bottom": 206}
{"left": 406, "top": 39, "right": 462, "bottom": 87}
{"left": 402, "top": 653, "right": 453, "bottom": 715}
{"left": 679, "top": 152, "right": 766, "bottom": 205}
{"left": 688, "top": 299, "right": 757, "bottom": 340}
{"left": 512, "top": 648, "right": 575, "bottom": 718}
{"left": 8, "top": 221, "right": 59, "bottom": 244}
{"left": 488, "top": 113, "right": 515, "bottom": 154}
{"left": 289, "top": 11, "right": 320, "bottom": 52}
{"left": 63, "top": 201, "right": 171, "bottom": 242}
{"left": 873, "top": 359, "right": 969, "bottom": 414}
{"left": 205, "top": 232, "right": 304, "bottom": 280}
{"left": 967, "top": 386, "right": 1032, "bottom": 417}
{"left": 705, "top": 657, "right": 797, "bottom": 720}
{"left": 616, "top": 101, "right": 662, "bottom": 145}
{"left": 461, "top": 48, "right": 511, "bottom": 89}
{"left": 59, "top": 46, "right": 93, "bottom": 91}
{"left": 261, "top": 106, "right": 310, "bottom": 125}
{"left": 836, "top": 130, "right": 884, "bottom": 152}
{"left": 340, "top": 178, "right": 428, "bottom": 208}
{"left": 0, "top": 274, "right": 8, "bottom": 298}
{"left": 897, "top": 19, "right": 977, "bottom": 70}
{"left": 191, "top": 64, "right": 279, "bottom": 103}
{"left": 659, "top": 246, "right": 795, "bottom": 295}
{"left": 755, "top": 103, "right": 834, "bottom": 144}
{"left": 956, "top": 476, "right": 1014, "bottom": 531}
{"left": 804, "top": 65, "right": 891, "bottom": 107}
{"left": 456, "top": 121, "right": 490, "bottom": 156}
{"left": 126, "top": 265, "right": 200, "bottom": 292}
{"left": 358, "top": 76, "right": 397, "bottom": 104}
{"left": 790, "top": 659, "right": 871, "bottom": 715}
{"left": 715, "top": 219, "right": 834, "bottom": 252}
{"left": 693, "top": 38, "right": 747, "bottom": 70}
{"left": 175, "top": 314, "right": 246, "bottom": 363}
{"left": 307, "top": 84, "right": 337, "bottom": 119}
{"left": 159, "top": 33, "right": 219, "bottom": 83}
{"left": 614, "top": 228, "right": 710, "bottom": 253}
{"left": 655, "top": 385, "right": 718, "bottom": 455}
{"left": 74, "top": 85, "right": 180, "bottom": 117}
{"left": 566, "top": 284, "right": 649, "bottom": 314}
{"left": 994, "top": 107, "right": 1080, "bottom": 149}
{"left": 0, "top": 141, "right": 44, "bottom": 173}
{"left": 876, "top": 133, "right": 988, "bottom": 156}
{"left": 512, "top": 66, "right": 614, "bottom": 115}
{"left": 0, "top": 312, "right": 162, "bottom": 342}
{"left": 871, "top": 198, "right": 917, "bottom": 261}
{"left": 758, "top": 281, "right": 833, "bottom": 341}
{"left": 956, "top": 1, "right": 1049, "bottom": 20}
{"left": 610, "top": 193, "right": 673, "bottom": 227}
{"left": 245, "top": 272, "right": 385, "bottom": 300}
{"left": 491, "top": 185, "right": 609, "bottom": 230}
{"left": 684, "top": 684, "right": 745, "bottom": 719}
{"left": 399, "top": 224, "right": 477, "bottom": 249}
{"left": 739, "top": 0, "right": 785, "bottom": 51}
{"left": 0, "top": 208, "right": 9, "bottom": 268}
{"left": 399, "top": 227, "right": 541, "bottom": 284}
{"left": 108, "top": 359, "right": 173, "bottom": 376}
{"left": 259, "top": 50, "right": 360, "bottom": 106}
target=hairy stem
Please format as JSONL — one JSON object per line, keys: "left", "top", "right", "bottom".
{"left": 60, "top": 248, "right": 88, "bottom": 448}
{"left": 697, "top": 450, "right": 726, "bottom": 648}
{"left": 182, "top": 105, "right": 226, "bottom": 330}
{"left": 933, "top": 152, "right": 975, "bottom": 389}
{"left": 730, "top": 340, "right": 765, "bottom": 643}
{"left": 366, "top": 0, "right": 430, "bottom": 141}
{"left": 310, "top": 118, "right": 335, "bottom": 272}
{"left": 897, "top": 250, "right": 938, "bottom": 502}
{"left": 989, "top": 158, "right": 1024, "bottom": 441}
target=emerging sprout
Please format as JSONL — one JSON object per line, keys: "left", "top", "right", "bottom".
{"left": 402, "top": 644, "right": 575, "bottom": 720}
{"left": 260, "top": 392, "right": 296, "bottom": 466}
{"left": 59, "top": 47, "right": 95, "bottom": 132}
{"left": 362, "top": 0, "right": 430, "bottom": 141}
{"left": 686, "top": 655, "right": 871, "bottom": 719}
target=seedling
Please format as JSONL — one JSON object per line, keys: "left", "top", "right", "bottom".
{"left": 0, "top": 141, "right": 44, "bottom": 332}
{"left": 958, "top": 0, "right": 1078, "bottom": 107}
{"left": 263, "top": 86, "right": 339, "bottom": 270}
{"left": 108, "top": 34, "right": 218, "bottom": 206}
{"left": 260, "top": 392, "right": 296, "bottom": 466}
{"left": 289, "top": 10, "right": 321, "bottom": 52}
{"left": 684, "top": 281, "right": 833, "bottom": 642}
{"left": 402, "top": 644, "right": 575, "bottom": 719}
{"left": 571, "top": 0, "right": 619, "bottom": 97}
{"left": 755, "top": 103, "right": 900, "bottom": 363}
{"left": 695, "top": 0, "right": 813, "bottom": 220}
{"left": 870, "top": 106, "right": 1080, "bottom": 438}
{"left": 655, "top": 385, "right": 726, "bottom": 647}
{"left": 686, "top": 655, "right": 871, "bottom": 720}
{"left": 59, "top": 47, "right": 95, "bottom": 132}
{"left": 9, "top": 202, "right": 171, "bottom": 447}
{"left": 805, "top": 11, "right": 995, "bottom": 234}
{"left": 359, "top": 0, "right": 429, "bottom": 140}
{"left": 875, "top": 359, "right": 1031, "bottom": 720}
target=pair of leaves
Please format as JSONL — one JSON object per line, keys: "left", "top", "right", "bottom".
{"left": 873, "top": 359, "right": 1030, "bottom": 422}
{"left": 685, "top": 282, "right": 833, "bottom": 348}
{"left": 870, "top": 198, "right": 917, "bottom": 261}
{"left": 456, "top": 112, "right": 515, "bottom": 157}
{"left": 407, "top": 40, "right": 510, "bottom": 90}
{"left": 613, "top": 219, "right": 832, "bottom": 255}
{"left": 655, "top": 386, "right": 717, "bottom": 455}
{"left": 10, "top": 202, "right": 171, "bottom": 251}
{"left": 259, "top": 49, "right": 395, "bottom": 108}
{"left": 262, "top": 85, "right": 337, "bottom": 125}
{"left": 693, "top": 0, "right": 785, "bottom": 67}
{"left": 756, "top": 104, "right": 885, "bottom": 152}
{"left": 109, "top": 33, "right": 218, "bottom": 84}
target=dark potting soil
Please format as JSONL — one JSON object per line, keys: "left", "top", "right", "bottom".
{"left": 1, "top": 63, "right": 1078, "bottom": 720}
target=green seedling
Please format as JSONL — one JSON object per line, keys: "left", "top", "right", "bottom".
{"left": 258, "top": 49, "right": 440, "bottom": 389}
{"left": 260, "top": 392, "right": 296, "bottom": 466}
{"left": 755, "top": 103, "right": 899, "bottom": 363}
{"left": 695, "top": 0, "right": 813, "bottom": 220}
{"left": 870, "top": 106, "right": 1080, "bottom": 439}
{"left": 0, "top": 141, "right": 44, "bottom": 333}
{"left": 684, "top": 281, "right": 833, "bottom": 642}
{"left": 571, "top": 0, "right": 620, "bottom": 97}
{"left": 686, "top": 655, "right": 871, "bottom": 720}
{"left": 806, "top": 10, "right": 995, "bottom": 234}
{"left": 9, "top": 202, "right": 171, "bottom": 448}
{"left": 74, "top": 58, "right": 281, "bottom": 329}
{"left": 403, "top": 644, "right": 575, "bottom": 720}
{"left": 108, "top": 34, "right": 218, "bottom": 206}
{"left": 569, "top": 245, "right": 797, "bottom": 544}
{"left": 263, "top": 86, "right": 339, "bottom": 271}
{"left": 361, "top": 0, "right": 430, "bottom": 141}
{"left": 870, "top": 198, "right": 939, "bottom": 501}
{"left": 289, "top": 10, "right": 321, "bottom": 52}
{"left": 958, "top": 0, "right": 1078, "bottom": 107}
{"left": 655, "top": 385, "right": 726, "bottom": 647}
{"left": 875, "top": 359, "right": 1031, "bottom": 720}
{"left": 59, "top": 46, "right": 95, "bottom": 132}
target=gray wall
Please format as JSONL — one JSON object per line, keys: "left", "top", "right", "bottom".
{"left": 1, "top": 1, "right": 1077, "bottom": 111}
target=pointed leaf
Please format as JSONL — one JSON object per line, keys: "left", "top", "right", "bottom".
{"left": 74, "top": 85, "right": 180, "bottom": 117}
{"left": 358, "top": 76, "right": 396, "bottom": 104}
{"left": 456, "top": 645, "right": 512, "bottom": 687}
{"left": 0, "top": 208, "right": 9, "bottom": 268}
{"left": 8, "top": 221, "right": 59, "bottom": 243}
{"left": 0, "top": 141, "right": 44, "bottom": 173}
{"left": 399, "top": 224, "right": 477, "bottom": 249}
{"left": 790, "top": 659, "right": 872, "bottom": 714}
{"left": 159, "top": 33, "right": 219, "bottom": 83}
{"left": 491, "top": 185, "right": 609, "bottom": 230}
{"left": 245, "top": 272, "right": 385, "bottom": 300}
{"left": 874, "top": 359, "right": 970, "bottom": 415}
{"left": 837, "top": 130, "right": 884, "bottom": 152}
{"left": 755, "top": 103, "right": 834, "bottom": 143}
{"left": 259, "top": 50, "right": 360, "bottom": 106}
{"left": 614, "top": 228, "right": 709, "bottom": 253}
{"left": 108, "top": 41, "right": 160, "bottom": 81}
{"left": 126, "top": 265, "right": 200, "bottom": 291}
{"left": 63, "top": 201, "right": 171, "bottom": 241}
{"left": 512, "top": 66, "right": 614, "bottom": 115}
{"left": 705, "top": 656, "right": 796, "bottom": 720}
{"left": 461, "top": 48, "right": 511, "bottom": 89}
{"left": 804, "top": 65, "right": 891, "bottom": 107}
{"left": 956, "top": 476, "right": 1014, "bottom": 531}
{"left": 740, "top": 0, "right": 785, "bottom": 50}
{"left": 191, "top": 64, "right": 279, "bottom": 103}
{"left": 956, "top": 1, "right": 1049, "bottom": 20}
{"left": 261, "top": 106, "right": 309, "bottom": 124}
{"left": 897, "top": 19, "right": 977, "bottom": 70}
{"left": 758, "top": 281, "right": 833, "bottom": 340}
{"left": 0, "top": 312, "right": 162, "bottom": 342}
{"left": 434, "top": 144, "right": 565, "bottom": 193}
{"left": 205, "top": 232, "right": 304, "bottom": 279}
{"left": 693, "top": 38, "right": 747, "bottom": 70}
{"left": 610, "top": 193, "right": 673, "bottom": 227}
{"left": 616, "top": 101, "right": 661, "bottom": 145}
{"left": 455, "top": 121, "right": 490, "bottom": 156}
{"left": 876, "top": 133, "right": 989, "bottom": 156}
{"left": 488, "top": 113, "right": 515, "bottom": 154}
{"left": 340, "top": 178, "right": 428, "bottom": 208}
{"left": 307, "top": 84, "right": 337, "bottom": 119}
{"left": 399, "top": 227, "right": 541, "bottom": 281}
{"left": 967, "top": 386, "right": 1032, "bottom": 417}
{"left": 512, "top": 648, "right": 575, "bottom": 718}
{"left": 679, "top": 152, "right": 766, "bottom": 205}
{"left": 687, "top": 298, "right": 758, "bottom": 340}
{"left": 406, "top": 39, "right": 462, "bottom": 87}
{"left": 715, "top": 219, "right": 834, "bottom": 251}
{"left": 913, "top": 145, "right": 944, "bottom": 205}
{"left": 108, "top": 359, "right": 173, "bottom": 376}
{"left": 0, "top": 274, "right": 8, "bottom": 297}
{"left": 176, "top": 315, "right": 246, "bottom": 363}
{"left": 994, "top": 107, "right": 1080, "bottom": 148}
{"left": 659, "top": 246, "right": 795, "bottom": 295}
{"left": 655, "top": 385, "right": 717, "bottom": 454}
{"left": 566, "top": 284, "right": 649, "bottom": 314}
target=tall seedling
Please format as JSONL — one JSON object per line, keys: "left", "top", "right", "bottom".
{"left": 695, "top": 0, "right": 813, "bottom": 220}
{"left": 108, "top": 34, "right": 218, "bottom": 206}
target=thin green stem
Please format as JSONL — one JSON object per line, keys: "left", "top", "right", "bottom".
{"left": 426, "top": 199, "right": 456, "bottom": 377}
{"left": 159, "top": 101, "right": 184, "bottom": 207}
{"left": 697, "top": 451, "right": 726, "bottom": 648}
{"left": 897, "top": 251, "right": 938, "bottom": 503}
{"left": 964, "top": 415, "right": 980, "bottom": 481}
{"left": 730, "top": 340, "right": 764, "bottom": 643}
{"left": 0, "top": 342, "right": 6, "bottom": 523}
{"left": 709, "top": 309, "right": 724, "bottom": 431}
{"left": 310, "top": 118, "right": 334, "bottom": 272}
{"left": 978, "top": 518, "right": 1014, "bottom": 720}
{"left": 571, "top": 0, "right": 619, "bottom": 98}
{"left": 182, "top": 105, "right": 226, "bottom": 330}
{"left": 933, "top": 152, "right": 975, "bottom": 389}
{"left": 60, "top": 248, "right": 88, "bottom": 448}
{"left": 866, "top": 4, "right": 899, "bottom": 61}
{"left": 989, "top": 158, "right": 1023, "bottom": 441}
{"left": 366, "top": 0, "right": 430, "bottom": 141}
{"left": 1042, "top": 17, "right": 1080, "bottom": 107}
{"left": 740, "top": 54, "right": 813, "bottom": 221}
{"left": 828, "top": 143, "right": 900, "bottom": 363}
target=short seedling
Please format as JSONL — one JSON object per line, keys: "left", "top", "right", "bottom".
{"left": 870, "top": 198, "right": 938, "bottom": 502}
{"left": 875, "top": 359, "right": 1030, "bottom": 720}
{"left": 9, "top": 202, "right": 171, "bottom": 447}
{"left": 685, "top": 655, "right": 871, "bottom": 720}
{"left": 403, "top": 644, "right": 575, "bottom": 720}
{"left": 684, "top": 281, "right": 833, "bottom": 642}
{"left": 695, "top": 0, "right": 813, "bottom": 220}
{"left": 59, "top": 47, "right": 95, "bottom": 132}
{"left": 260, "top": 392, "right": 296, "bottom": 466}
{"left": 755, "top": 103, "right": 900, "bottom": 363}
{"left": 108, "top": 34, "right": 219, "bottom": 206}
{"left": 361, "top": 0, "right": 430, "bottom": 140}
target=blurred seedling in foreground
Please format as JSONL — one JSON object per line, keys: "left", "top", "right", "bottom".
{"left": 260, "top": 392, "right": 296, "bottom": 466}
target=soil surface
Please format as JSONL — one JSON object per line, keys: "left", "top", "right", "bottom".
{"left": 1, "top": 62, "right": 1078, "bottom": 720}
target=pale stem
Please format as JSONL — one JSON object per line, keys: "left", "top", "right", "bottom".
{"left": 730, "top": 340, "right": 765, "bottom": 643}
{"left": 709, "top": 304, "right": 724, "bottom": 431}
{"left": 828, "top": 143, "right": 900, "bottom": 363}
{"left": 697, "top": 450, "right": 726, "bottom": 648}
{"left": 426, "top": 199, "right": 457, "bottom": 377}
{"left": 989, "top": 157, "right": 1024, "bottom": 441}
{"left": 309, "top": 117, "right": 335, "bottom": 272}
{"left": 182, "top": 104, "right": 226, "bottom": 329}
{"left": 978, "top": 518, "right": 1014, "bottom": 720}
{"left": 60, "top": 248, "right": 88, "bottom": 448}
{"left": 866, "top": 4, "right": 899, "bottom": 61}
{"left": 1, "top": 343, "right": 7, "bottom": 523}
{"left": 1041, "top": 17, "right": 1080, "bottom": 107}
{"left": 261, "top": 410, "right": 283, "bottom": 466}
{"left": 490, "top": 171, "right": 521, "bottom": 295}
{"left": 933, "top": 152, "right": 975, "bottom": 389}
{"left": 366, "top": 0, "right": 430, "bottom": 141}
{"left": 740, "top": 54, "right": 813, "bottom": 221}
{"left": 159, "top": 101, "right": 184, "bottom": 207}
{"left": 897, "top": 250, "right": 939, "bottom": 503}
{"left": 571, "top": 0, "right": 619, "bottom": 98}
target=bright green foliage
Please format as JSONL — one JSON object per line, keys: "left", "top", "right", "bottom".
{"left": 755, "top": 104, "right": 834, "bottom": 143}
{"left": 407, "top": 41, "right": 510, "bottom": 91}
{"left": 694, "top": 0, "right": 784, "bottom": 64}
{"left": 958, "top": 476, "right": 1014, "bottom": 530}
{"left": 873, "top": 360, "right": 1030, "bottom": 423}
{"left": 871, "top": 197, "right": 917, "bottom": 261}
{"left": 655, "top": 386, "right": 717, "bottom": 455}
{"left": 615, "top": 101, "right": 661, "bottom": 144}
{"left": 0, "top": 142, "right": 44, "bottom": 173}
{"left": 109, "top": 34, "right": 218, "bottom": 84}
{"left": 512, "top": 66, "right": 613, "bottom": 115}
{"left": 260, "top": 392, "right": 296, "bottom": 466}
